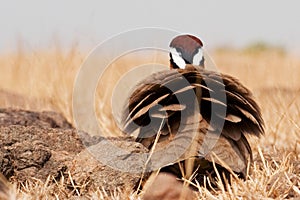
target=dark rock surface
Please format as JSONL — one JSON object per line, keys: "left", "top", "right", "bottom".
{"left": 0, "top": 108, "right": 148, "bottom": 193}
{"left": 0, "top": 108, "right": 72, "bottom": 129}
{"left": 69, "top": 139, "right": 148, "bottom": 192}
{"left": 0, "top": 125, "right": 84, "bottom": 181}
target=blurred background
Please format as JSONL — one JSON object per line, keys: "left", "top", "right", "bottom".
{"left": 1, "top": 0, "right": 300, "bottom": 53}
{"left": 0, "top": 0, "right": 299, "bottom": 139}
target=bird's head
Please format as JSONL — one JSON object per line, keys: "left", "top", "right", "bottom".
{"left": 169, "top": 34, "right": 204, "bottom": 69}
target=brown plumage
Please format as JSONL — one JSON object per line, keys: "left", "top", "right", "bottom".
{"left": 122, "top": 35, "right": 264, "bottom": 184}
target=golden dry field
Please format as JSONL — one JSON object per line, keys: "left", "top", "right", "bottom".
{"left": 0, "top": 45, "right": 299, "bottom": 199}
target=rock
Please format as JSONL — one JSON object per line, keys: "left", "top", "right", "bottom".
{"left": 69, "top": 137, "right": 149, "bottom": 193}
{"left": 0, "top": 108, "right": 151, "bottom": 195}
{"left": 142, "top": 172, "right": 197, "bottom": 200}
{"left": 0, "top": 108, "right": 72, "bottom": 129}
{"left": 77, "top": 130, "right": 105, "bottom": 147}
{"left": 0, "top": 125, "right": 84, "bottom": 181}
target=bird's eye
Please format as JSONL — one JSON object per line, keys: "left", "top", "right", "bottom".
{"left": 192, "top": 48, "right": 204, "bottom": 66}
{"left": 170, "top": 48, "right": 186, "bottom": 69}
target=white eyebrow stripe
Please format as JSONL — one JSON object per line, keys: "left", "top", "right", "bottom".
{"left": 192, "top": 48, "right": 203, "bottom": 66}
{"left": 170, "top": 47, "right": 186, "bottom": 69}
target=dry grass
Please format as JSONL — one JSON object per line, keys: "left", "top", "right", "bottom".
{"left": 0, "top": 44, "right": 299, "bottom": 199}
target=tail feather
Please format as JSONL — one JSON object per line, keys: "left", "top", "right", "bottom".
{"left": 121, "top": 67, "right": 264, "bottom": 175}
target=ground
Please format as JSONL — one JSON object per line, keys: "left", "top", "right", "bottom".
{"left": 0, "top": 46, "right": 299, "bottom": 199}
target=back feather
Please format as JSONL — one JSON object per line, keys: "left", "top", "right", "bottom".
{"left": 121, "top": 67, "right": 264, "bottom": 175}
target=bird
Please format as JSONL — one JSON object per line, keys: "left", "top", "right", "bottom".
{"left": 169, "top": 34, "right": 205, "bottom": 69}
{"left": 122, "top": 34, "right": 264, "bottom": 185}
